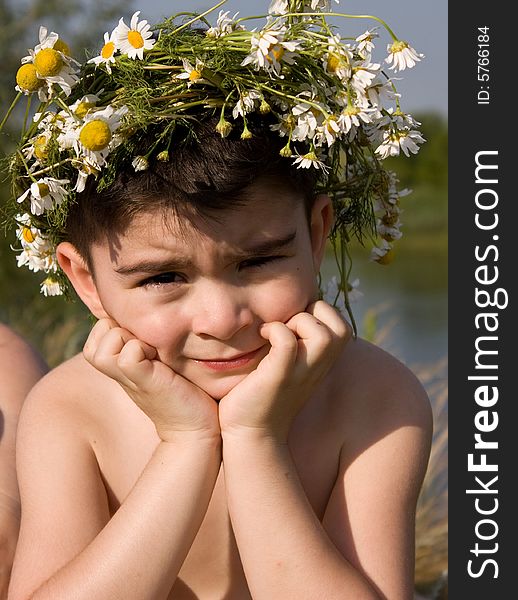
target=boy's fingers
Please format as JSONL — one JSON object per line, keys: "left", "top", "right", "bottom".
{"left": 284, "top": 302, "right": 351, "bottom": 365}
{"left": 284, "top": 312, "right": 333, "bottom": 365}
{"left": 117, "top": 338, "right": 158, "bottom": 386}
{"left": 86, "top": 325, "right": 136, "bottom": 380}
{"left": 305, "top": 300, "right": 352, "bottom": 342}
{"left": 83, "top": 317, "right": 118, "bottom": 361}
{"left": 259, "top": 321, "right": 298, "bottom": 372}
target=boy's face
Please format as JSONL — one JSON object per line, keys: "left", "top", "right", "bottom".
{"left": 85, "top": 183, "right": 330, "bottom": 399}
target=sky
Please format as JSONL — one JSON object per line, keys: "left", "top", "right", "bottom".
{"left": 139, "top": 0, "right": 448, "bottom": 117}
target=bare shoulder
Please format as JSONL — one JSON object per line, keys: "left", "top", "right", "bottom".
{"left": 320, "top": 338, "right": 434, "bottom": 597}
{"left": 18, "top": 351, "right": 120, "bottom": 440}
{"left": 0, "top": 323, "right": 47, "bottom": 414}
{"left": 329, "top": 336, "right": 433, "bottom": 434}
{"left": 11, "top": 353, "right": 120, "bottom": 597}
{"left": 318, "top": 336, "right": 433, "bottom": 480}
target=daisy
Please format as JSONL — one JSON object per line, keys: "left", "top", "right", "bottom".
{"left": 380, "top": 108, "right": 421, "bottom": 130}
{"left": 292, "top": 150, "right": 330, "bottom": 172}
{"left": 385, "top": 40, "right": 424, "bottom": 72}
{"left": 88, "top": 31, "right": 119, "bottom": 73}
{"left": 268, "top": 0, "right": 289, "bottom": 14}
{"left": 132, "top": 156, "right": 149, "bottom": 172}
{"left": 73, "top": 157, "right": 101, "bottom": 193}
{"left": 269, "top": 113, "right": 297, "bottom": 137}
{"left": 350, "top": 62, "right": 380, "bottom": 95}
{"left": 232, "top": 90, "right": 262, "bottom": 118}
{"left": 323, "top": 36, "right": 353, "bottom": 81}
{"left": 377, "top": 216, "right": 403, "bottom": 242}
{"left": 17, "top": 177, "right": 69, "bottom": 216}
{"left": 307, "top": 0, "right": 339, "bottom": 10}
{"left": 375, "top": 128, "right": 425, "bottom": 159}
{"left": 21, "top": 26, "right": 79, "bottom": 97}
{"left": 114, "top": 12, "right": 155, "bottom": 60}
{"left": 176, "top": 59, "right": 207, "bottom": 87}
{"left": 338, "top": 104, "right": 375, "bottom": 135}
{"left": 365, "top": 77, "right": 399, "bottom": 109}
{"left": 69, "top": 94, "right": 101, "bottom": 119}
{"left": 40, "top": 277, "right": 63, "bottom": 296}
{"left": 15, "top": 216, "right": 58, "bottom": 273}
{"left": 206, "top": 11, "right": 244, "bottom": 37}
{"left": 74, "top": 105, "right": 128, "bottom": 168}
{"left": 291, "top": 93, "right": 324, "bottom": 141}
{"left": 314, "top": 115, "right": 342, "bottom": 146}
{"left": 370, "top": 239, "right": 394, "bottom": 264}
{"left": 15, "top": 63, "right": 47, "bottom": 101}
{"left": 355, "top": 29, "right": 378, "bottom": 59}
{"left": 241, "top": 27, "right": 302, "bottom": 76}
{"left": 23, "top": 129, "right": 52, "bottom": 164}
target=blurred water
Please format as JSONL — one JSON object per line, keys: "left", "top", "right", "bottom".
{"left": 322, "top": 243, "right": 448, "bottom": 367}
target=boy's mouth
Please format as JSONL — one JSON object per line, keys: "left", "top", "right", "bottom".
{"left": 191, "top": 347, "right": 264, "bottom": 371}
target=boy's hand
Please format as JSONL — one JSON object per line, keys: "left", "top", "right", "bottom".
{"left": 218, "top": 301, "right": 351, "bottom": 442}
{"left": 83, "top": 318, "right": 220, "bottom": 442}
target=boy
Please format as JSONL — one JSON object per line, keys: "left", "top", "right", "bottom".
{"left": 4, "top": 3, "right": 432, "bottom": 598}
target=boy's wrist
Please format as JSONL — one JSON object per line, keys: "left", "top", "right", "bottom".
{"left": 220, "top": 425, "right": 289, "bottom": 448}
{"left": 158, "top": 428, "right": 222, "bottom": 447}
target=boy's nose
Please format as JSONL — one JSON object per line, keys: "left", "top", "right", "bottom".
{"left": 190, "top": 281, "right": 254, "bottom": 341}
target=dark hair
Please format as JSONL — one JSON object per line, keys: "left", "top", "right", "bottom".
{"left": 65, "top": 116, "right": 319, "bottom": 268}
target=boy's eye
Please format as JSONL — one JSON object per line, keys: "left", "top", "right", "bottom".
{"left": 238, "top": 255, "right": 284, "bottom": 270}
{"left": 141, "top": 272, "right": 185, "bottom": 287}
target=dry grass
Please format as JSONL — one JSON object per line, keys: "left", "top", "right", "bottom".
{"left": 413, "top": 359, "right": 448, "bottom": 599}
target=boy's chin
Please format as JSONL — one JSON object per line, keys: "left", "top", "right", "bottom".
{"left": 193, "top": 372, "right": 249, "bottom": 401}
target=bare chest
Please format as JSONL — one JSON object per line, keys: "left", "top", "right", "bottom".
{"left": 92, "top": 395, "right": 342, "bottom": 599}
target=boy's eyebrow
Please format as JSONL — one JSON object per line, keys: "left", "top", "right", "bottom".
{"left": 114, "top": 231, "right": 298, "bottom": 276}
{"left": 237, "top": 230, "right": 297, "bottom": 256}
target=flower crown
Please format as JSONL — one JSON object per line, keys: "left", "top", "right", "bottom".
{"left": 1, "top": 0, "right": 425, "bottom": 332}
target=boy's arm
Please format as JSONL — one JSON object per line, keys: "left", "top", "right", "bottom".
{"left": 8, "top": 320, "right": 221, "bottom": 600}
{"left": 219, "top": 305, "right": 432, "bottom": 600}
{"left": 0, "top": 325, "right": 47, "bottom": 600}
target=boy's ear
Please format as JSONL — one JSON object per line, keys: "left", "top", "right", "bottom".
{"left": 309, "top": 194, "right": 334, "bottom": 271}
{"left": 56, "top": 242, "right": 109, "bottom": 319}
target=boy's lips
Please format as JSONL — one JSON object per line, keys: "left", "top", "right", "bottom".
{"left": 191, "top": 347, "right": 263, "bottom": 371}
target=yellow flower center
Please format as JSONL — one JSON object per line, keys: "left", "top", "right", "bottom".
{"left": 128, "top": 30, "right": 144, "bottom": 49}
{"left": 271, "top": 44, "right": 285, "bottom": 61}
{"left": 343, "top": 106, "right": 360, "bottom": 116}
{"left": 79, "top": 120, "right": 112, "bottom": 151}
{"left": 377, "top": 249, "right": 395, "bottom": 265}
{"left": 101, "top": 41, "right": 116, "bottom": 59}
{"left": 16, "top": 64, "right": 43, "bottom": 92}
{"left": 390, "top": 40, "right": 408, "bottom": 54}
{"left": 75, "top": 101, "right": 96, "bottom": 119}
{"left": 34, "top": 135, "right": 49, "bottom": 160}
{"left": 22, "top": 227, "right": 36, "bottom": 244}
{"left": 189, "top": 69, "right": 202, "bottom": 81}
{"left": 327, "top": 53, "right": 342, "bottom": 73}
{"left": 34, "top": 48, "right": 63, "bottom": 77}
{"left": 53, "top": 39, "right": 70, "bottom": 56}
{"left": 37, "top": 183, "right": 50, "bottom": 197}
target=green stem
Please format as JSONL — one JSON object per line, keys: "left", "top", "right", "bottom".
{"left": 23, "top": 157, "right": 74, "bottom": 179}
{"left": 16, "top": 150, "right": 39, "bottom": 183}
{"left": 256, "top": 83, "right": 331, "bottom": 119}
{"left": 0, "top": 92, "right": 22, "bottom": 134}
{"left": 22, "top": 94, "right": 32, "bottom": 137}
{"left": 281, "top": 12, "right": 399, "bottom": 41}
{"left": 339, "top": 233, "right": 357, "bottom": 336}
{"left": 172, "top": 0, "right": 229, "bottom": 36}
